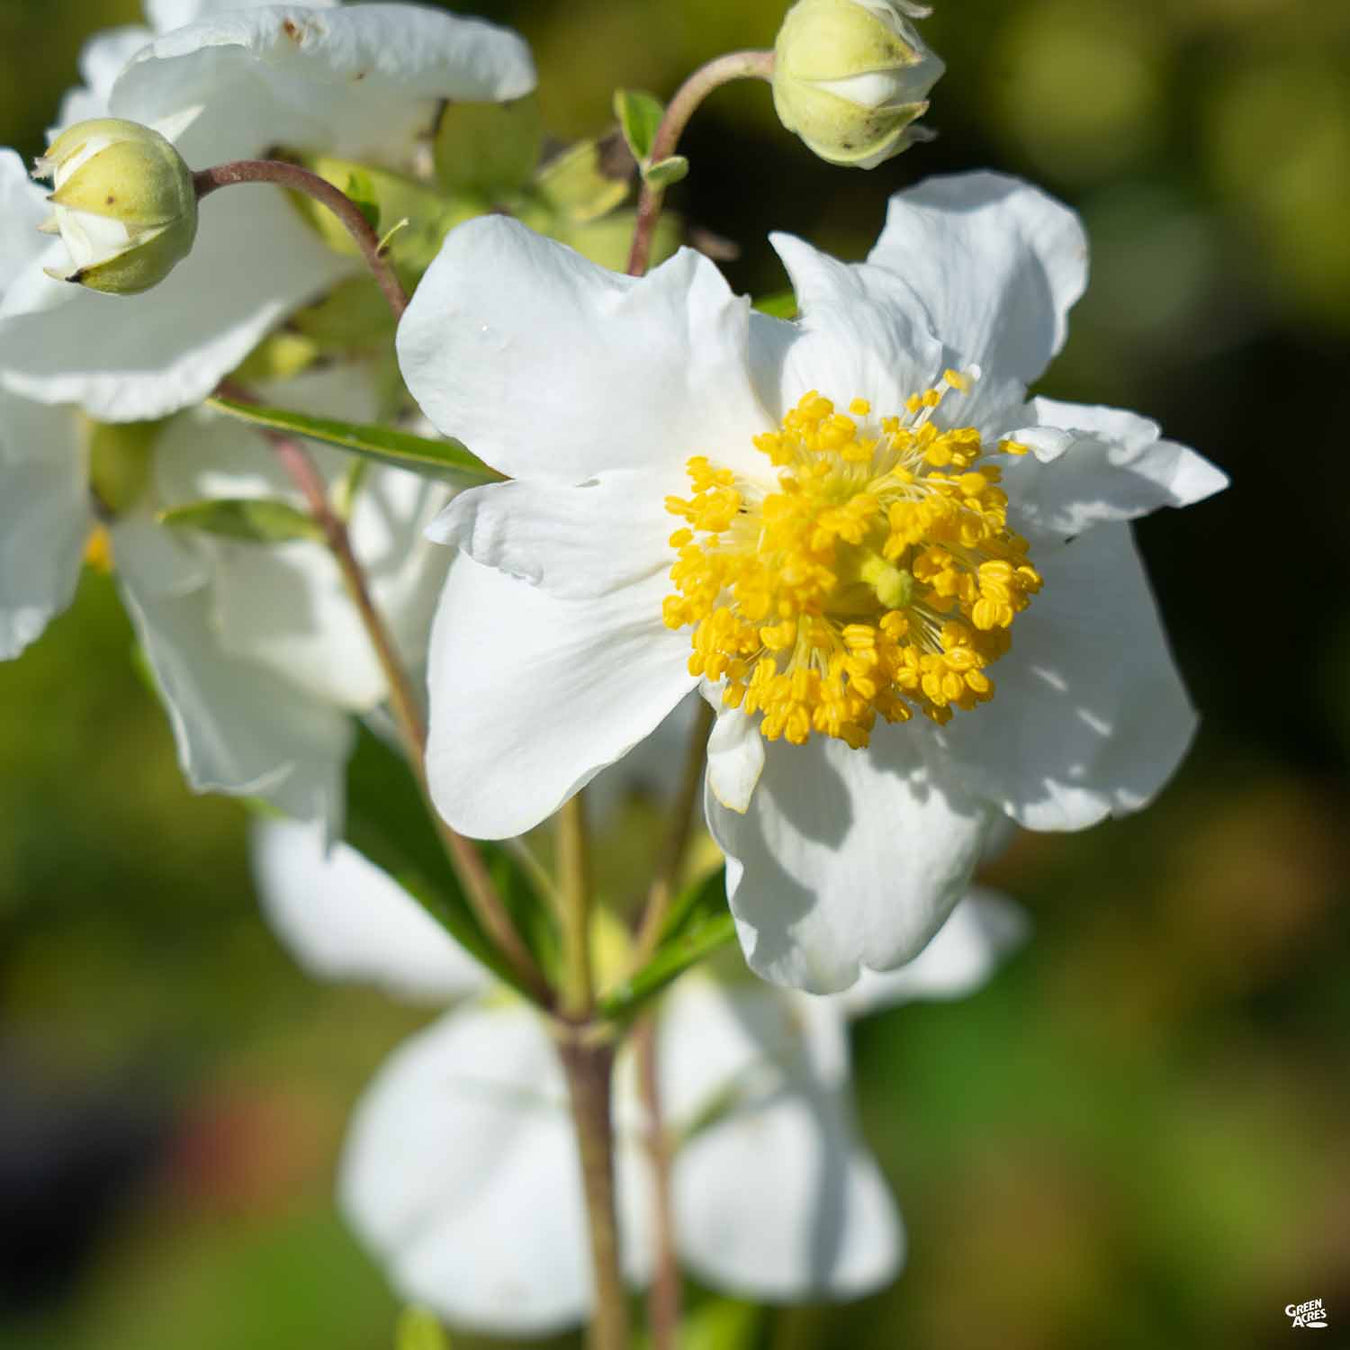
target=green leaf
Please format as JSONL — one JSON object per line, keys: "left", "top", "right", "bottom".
{"left": 597, "top": 868, "right": 736, "bottom": 1022}
{"left": 205, "top": 396, "right": 503, "bottom": 486}
{"left": 157, "top": 497, "right": 325, "bottom": 545}
{"left": 534, "top": 137, "right": 632, "bottom": 224}
{"left": 753, "top": 289, "right": 798, "bottom": 319}
{"left": 343, "top": 725, "right": 549, "bottom": 1003}
{"left": 642, "top": 155, "right": 689, "bottom": 189}
{"left": 614, "top": 89, "right": 666, "bottom": 164}
{"left": 434, "top": 95, "right": 544, "bottom": 199}
{"left": 396, "top": 1307, "right": 450, "bottom": 1350}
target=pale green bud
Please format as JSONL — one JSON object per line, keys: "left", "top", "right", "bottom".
{"left": 772, "top": 0, "right": 944, "bottom": 169}
{"left": 33, "top": 118, "right": 198, "bottom": 295}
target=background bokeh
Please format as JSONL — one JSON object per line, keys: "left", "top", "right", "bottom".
{"left": 2, "top": 1, "right": 1348, "bottom": 1348}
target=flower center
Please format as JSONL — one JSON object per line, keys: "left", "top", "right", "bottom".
{"left": 662, "top": 375, "right": 1041, "bottom": 748}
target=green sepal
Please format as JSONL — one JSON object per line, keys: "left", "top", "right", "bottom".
{"left": 596, "top": 868, "right": 736, "bottom": 1022}
{"left": 533, "top": 137, "right": 632, "bottom": 224}
{"left": 434, "top": 95, "right": 544, "bottom": 199}
{"left": 344, "top": 725, "right": 549, "bottom": 1004}
{"left": 614, "top": 89, "right": 666, "bottom": 164}
{"left": 156, "top": 497, "right": 326, "bottom": 546}
{"left": 395, "top": 1307, "right": 450, "bottom": 1350}
{"left": 642, "top": 155, "right": 689, "bottom": 189}
{"left": 205, "top": 396, "right": 503, "bottom": 487}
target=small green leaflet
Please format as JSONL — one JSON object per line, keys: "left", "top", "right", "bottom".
{"left": 206, "top": 396, "right": 503, "bottom": 486}
{"left": 613, "top": 89, "right": 666, "bottom": 165}
{"left": 157, "top": 497, "right": 325, "bottom": 545}
{"left": 643, "top": 155, "right": 689, "bottom": 189}
{"left": 753, "top": 290, "right": 798, "bottom": 319}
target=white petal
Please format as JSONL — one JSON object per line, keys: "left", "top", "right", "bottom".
{"left": 583, "top": 691, "right": 702, "bottom": 823}
{"left": 112, "top": 4, "right": 535, "bottom": 167}
{"left": 55, "top": 26, "right": 152, "bottom": 128}
{"left": 145, "top": 0, "right": 339, "bottom": 34}
{"left": 428, "top": 471, "right": 676, "bottom": 598}
{"left": 427, "top": 553, "right": 695, "bottom": 839}
{"left": 707, "top": 728, "right": 995, "bottom": 993}
{"left": 933, "top": 522, "right": 1197, "bottom": 831}
{"left": 660, "top": 977, "right": 902, "bottom": 1300}
{"left": 763, "top": 233, "right": 944, "bottom": 417}
{"left": 835, "top": 888, "right": 1029, "bottom": 1018}
{"left": 250, "top": 817, "right": 488, "bottom": 1004}
{"left": 0, "top": 186, "right": 349, "bottom": 420}
{"left": 399, "top": 216, "right": 770, "bottom": 483}
{"left": 0, "top": 151, "right": 53, "bottom": 294}
{"left": 704, "top": 702, "right": 764, "bottom": 814}
{"left": 867, "top": 171, "right": 1088, "bottom": 385}
{"left": 1003, "top": 397, "right": 1229, "bottom": 538}
{"left": 340, "top": 1004, "right": 649, "bottom": 1336}
{"left": 114, "top": 516, "right": 352, "bottom": 832}
{"left": 0, "top": 393, "right": 89, "bottom": 659}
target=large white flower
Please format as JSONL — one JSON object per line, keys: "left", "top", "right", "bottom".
{"left": 111, "top": 364, "right": 451, "bottom": 834}
{"left": 0, "top": 1, "right": 535, "bottom": 421}
{"left": 398, "top": 171, "right": 1228, "bottom": 992}
{"left": 251, "top": 816, "right": 1026, "bottom": 1335}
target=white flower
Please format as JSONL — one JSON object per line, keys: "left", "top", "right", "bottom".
{"left": 0, "top": 151, "right": 90, "bottom": 659}
{"left": 111, "top": 364, "right": 452, "bottom": 835}
{"left": 398, "top": 170, "right": 1228, "bottom": 992}
{"left": 250, "top": 816, "right": 1026, "bottom": 1335}
{"left": 0, "top": 1, "right": 535, "bottom": 421}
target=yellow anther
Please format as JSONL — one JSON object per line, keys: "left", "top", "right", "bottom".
{"left": 661, "top": 381, "right": 1039, "bottom": 748}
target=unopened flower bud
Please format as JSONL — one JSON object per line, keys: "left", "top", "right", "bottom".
{"left": 772, "top": 0, "right": 944, "bottom": 169}
{"left": 33, "top": 118, "right": 198, "bottom": 295}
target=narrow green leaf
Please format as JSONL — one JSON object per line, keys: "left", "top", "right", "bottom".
{"left": 344, "top": 725, "right": 547, "bottom": 1003}
{"left": 206, "top": 396, "right": 503, "bottom": 486}
{"left": 642, "top": 154, "right": 689, "bottom": 189}
{"left": 597, "top": 869, "right": 736, "bottom": 1022}
{"left": 613, "top": 89, "right": 666, "bottom": 164}
{"left": 157, "top": 497, "right": 325, "bottom": 545}
{"left": 396, "top": 1307, "right": 450, "bottom": 1350}
{"left": 753, "top": 289, "right": 798, "bottom": 319}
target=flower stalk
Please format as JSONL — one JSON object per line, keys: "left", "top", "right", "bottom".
{"left": 557, "top": 1032, "right": 631, "bottom": 1350}
{"left": 194, "top": 159, "right": 409, "bottom": 320}
{"left": 626, "top": 50, "right": 775, "bottom": 277}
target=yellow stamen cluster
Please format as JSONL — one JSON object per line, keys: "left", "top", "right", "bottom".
{"left": 662, "top": 378, "right": 1041, "bottom": 748}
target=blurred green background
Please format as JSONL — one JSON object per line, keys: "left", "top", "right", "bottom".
{"left": 2, "top": 1, "right": 1348, "bottom": 1348}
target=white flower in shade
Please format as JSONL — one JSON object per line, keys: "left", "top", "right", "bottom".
{"left": 111, "top": 364, "right": 451, "bottom": 834}
{"left": 250, "top": 816, "right": 1027, "bottom": 1335}
{"left": 0, "top": 152, "right": 89, "bottom": 659}
{"left": 0, "top": 0, "right": 535, "bottom": 421}
{"left": 398, "top": 170, "right": 1228, "bottom": 993}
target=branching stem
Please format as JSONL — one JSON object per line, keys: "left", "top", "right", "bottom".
{"left": 194, "top": 159, "right": 409, "bottom": 321}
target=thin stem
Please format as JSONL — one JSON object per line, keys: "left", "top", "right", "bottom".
{"left": 557, "top": 792, "right": 594, "bottom": 1019}
{"left": 626, "top": 49, "right": 775, "bottom": 277}
{"left": 242, "top": 406, "right": 549, "bottom": 1005}
{"left": 194, "top": 159, "right": 408, "bottom": 321}
{"left": 637, "top": 1017, "right": 680, "bottom": 1350}
{"left": 630, "top": 698, "right": 715, "bottom": 970}
{"left": 557, "top": 1033, "right": 631, "bottom": 1350}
